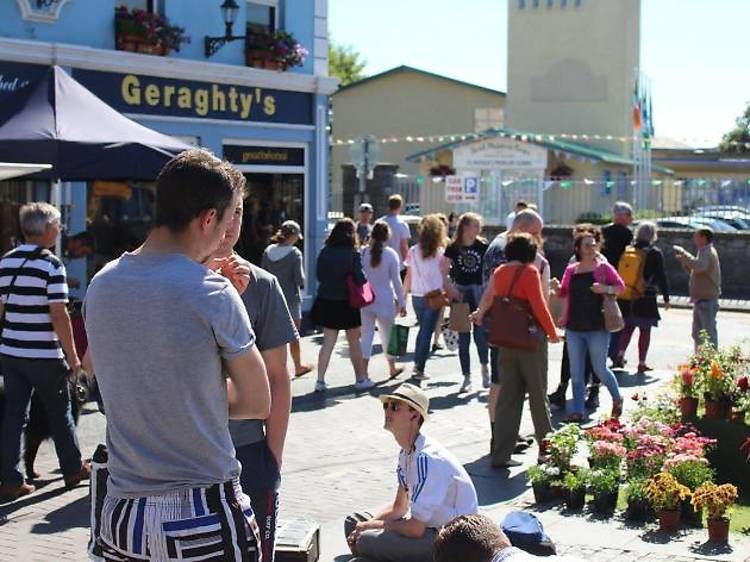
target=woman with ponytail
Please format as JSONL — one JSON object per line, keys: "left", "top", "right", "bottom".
{"left": 361, "top": 221, "right": 407, "bottom": 379}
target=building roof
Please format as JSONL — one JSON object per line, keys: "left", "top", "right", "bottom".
{"left": 334, "top": 65, "right": 506, "bottom": 97}
{"left": 406, "top": 127, "right": 674, "bottom": 175}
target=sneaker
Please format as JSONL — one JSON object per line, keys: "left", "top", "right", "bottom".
{"left": 548, "top": 388, "right": 566, "bottom": 409}
{"left": 314, "top": 380, "right": 327, "bottom": 393}
{"left": 584, "top": 386, "right": 600, "bottom": 410}
{"left": 0, "top": 482, "right": 35, "bottom": 501}
{"left": 459, "top": 376, "right": 472, "bottom": 393}
{"left": 64, "top": 462, "right": 92, "bottom": 490}
{"left": 355, "top": 378, "right": 375, "bottom": 391}
{"left": 481, "top": 365, "right": 491, "bottom": 389}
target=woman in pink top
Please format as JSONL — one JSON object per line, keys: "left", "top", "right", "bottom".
{"left": 557, "top": 228, "right": 625, "bottom": 422}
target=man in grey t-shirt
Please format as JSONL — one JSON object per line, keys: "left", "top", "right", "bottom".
{"left": 85, "top": 150, "right": 270, "bottom": 562}
{"left": 380, "top": 194, "right": 411, "bottom": 276}
{"left": 209, "top": 175, "right": 298, "bottom": 562}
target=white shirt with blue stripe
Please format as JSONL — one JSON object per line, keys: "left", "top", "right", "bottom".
{"left": 396, "top": 433, "right": 478, "bottom": 528}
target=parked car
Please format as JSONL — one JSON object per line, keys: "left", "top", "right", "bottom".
{"left": 694, "top": 205, "right": 750, "bottom": 218}
{"left": 691, "top": 210, "right": 750, "bottom": 230}
{"left": 651, "top": 216, "right": 738, "bottom": 233}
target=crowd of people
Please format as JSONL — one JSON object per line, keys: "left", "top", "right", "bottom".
{"left": 0, "top": 148, "right": 725, "bottom": 561}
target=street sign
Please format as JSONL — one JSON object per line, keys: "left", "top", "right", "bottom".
{"left": 445, "top": 176, "right": 480, "bottom": 203}
{"left": 348, "top": 136, "right": 380, "bottom": 171}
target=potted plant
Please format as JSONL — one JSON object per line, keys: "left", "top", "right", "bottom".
{"left": 675, "top": 364, "right": 699, "bottom": 420}
{"left": 246, "top": 29, "right": 308, "bottom": 71}
{"left": 547, "top": 424, "right": 581, "bottom": 473}
{"left": 665, "top": 456, "right": 714, "bottom": 527}
{"left": 692, "top": 482, "right": 738, "bottom": 544}
{"left": 644, "top": 472, "right": 690, "bottom": 532}
{"left": 703, "top": 360, "right": 730, "bottom": 419}
{"left": 588, "top": 440, "right": 626, "bottom": 471}
{"left": 731, "top": 376, "right": 749, "bottom": 424}
{"left": 527, "top": 464, "right": 561, "bottom": 504}
{"left": 562, "top": 469, "right": 589, "bottom": 511}
{"left": 589, "top": 468, "right": 620, "bottom": 515}
{"left": 625, "top": 478, "right": 653, "bottom": 522}
{"left": 114, "top": 6, "right": 189, "bottom": 55}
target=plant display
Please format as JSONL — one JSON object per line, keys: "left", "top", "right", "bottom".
{"left": 589, "top": 440, "right": 626, "bottom": 470}
{"left": 246, "top": 29, "right": 308, "bottom": 70}
{"left": 675, "top": 364, "right": 699, "bottom": 399}
{"left": 589, "top": 468, "right": 620, "bottom": 496}
{"left": 547, "top": 423, "right": 581, "bottom": 471}
{"left": 527, "top": 464, "right": 561, "bottom": 485}
{"left": 644, "top": 472, "right": 690, "bottom": 512}
{"left": 691, "top": 482, "right": 738, "bottom": 520}
{"left": 115, "top": 6, "right": 190, "bottom": 53}
{"left": 664, "top": 457, "right": 714, "bottom": 492}
{"left": 563, "top": 468, "right": 589, "bottom": 492}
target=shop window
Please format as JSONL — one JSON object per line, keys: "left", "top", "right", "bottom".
{"left": 474, "top": 108, "right": 504, "bottom": 133}
{"left": 246, "top": 0, "right": 278, "bottom": 35}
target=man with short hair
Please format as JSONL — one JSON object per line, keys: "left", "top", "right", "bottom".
{"left": 85, "top": 149, "right": 271, "bottom": 561}
{"left": 209, "top": 166, "right": 296, "bottom": 562}
{"left": 505, "top": 201, "right": 529, "bottom": 232}
{"left": 356, "top": 202, "right": 374, "bottom": 245}
{"left": 602, "top": 202, "right": 633, "bottom": 367}
{"left": 674, "top": 227, "right": 722, "bottom": 350}
{"left": 345, "top": 383, "right": 478, "bottom": 562}
{"left": 380, "top": 195, "right": 411, "bottom": 278}
{"left": 0, "top": 202, "right": 88, "bottom": 501}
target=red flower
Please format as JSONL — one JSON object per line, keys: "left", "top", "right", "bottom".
{"left": 737, "top": 376, "right": 749, "bottom": 392}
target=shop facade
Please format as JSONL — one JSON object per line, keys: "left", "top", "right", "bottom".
{"left": 0, "top": 1, "right": 336, "bottom": 304}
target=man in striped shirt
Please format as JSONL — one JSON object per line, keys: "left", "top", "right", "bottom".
{"left": 0, "top": 202, "right": 88, "bottom": 501}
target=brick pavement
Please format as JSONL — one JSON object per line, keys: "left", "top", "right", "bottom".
{"left": 1, "top": 308, "right": 749, "bottom": 561}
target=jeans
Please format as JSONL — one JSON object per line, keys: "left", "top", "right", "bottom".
{"left": 1, "top": 355, "right": 82, "bottom": 486}
{"left": 692, "top": 299, "right": 719, "bottom": 349}
{"left": 412, "top": 296, "right": 441, "bottom": 373}
{"left": 345, "top": 512, "right": 437, "bottom": 562}
{"left": 565, "top": 330, "right": 622, "bottom": 415}
{"left": 455, "top": 284, "right": 488, "bottom": 376}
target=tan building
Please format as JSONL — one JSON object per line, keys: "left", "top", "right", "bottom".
{"left": 330, "top": 65, "right": 506, "bottom": 216}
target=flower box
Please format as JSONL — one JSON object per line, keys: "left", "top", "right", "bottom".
{"left": 114, "top": 6, "right": 189, "bottom": 56}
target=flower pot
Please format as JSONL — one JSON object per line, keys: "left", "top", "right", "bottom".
{"left": 136, "top": 42, "right": 162, "bottom": 55}
{"left": 564, "top": 488, "right": 586, "bottom": 511}
{"left": 707, "top": 517, "right": 730, "bottom": 544}
{"left": 730, "top": 409, "right": 746, "bottom": 425}
{"left": 625, "top": 499, "right": 654, "bottom": 522}
{"left": 679, "top": 397, "right": 698, "bottom": 421}
{"left": 592, "top": 490, "right": 618, "bottom": 514}
{"left": 704, "top": 400, "right": 723, "bottom": 420}
{"left": 116, "top": 33, "right": 145, "bottom": 53}
{"left": 263, "top": 59, "right": 281, "bottom": 70}
{"left": 680, "top": 498, "right": 702, "bottom": 527}
{"left": 721, "top": 398, "right": 733, "bottom": 420}
{"left": 532, "top": 482, "right": 556, "bottom": 504}
{"left": 245, "top": 51, "right": 266, "bottom": 68}
{"left": 658, "top": 509, "right": 680, "bottom": 532}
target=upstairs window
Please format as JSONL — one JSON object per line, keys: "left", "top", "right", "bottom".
{"left": 117, "top": 0, "right": 160, "bottom": 13}
{"left": 247, "top": 0, "right": 278, "bottom": 35}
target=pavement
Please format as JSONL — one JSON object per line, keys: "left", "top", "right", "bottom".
{"left": 1, "top": 307, "right": 750, "bottom": 562}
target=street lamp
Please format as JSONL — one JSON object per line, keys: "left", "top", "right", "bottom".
{"left": 204, "top": 0, "right": 246, "bottom": 58}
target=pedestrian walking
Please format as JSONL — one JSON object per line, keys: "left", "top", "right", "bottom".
{"left": 85, "top": 149, "right": 270, "bottom": 561}
{"left": 556, "top": 227, "right": 625, "bottom": 423}
{"left": 431, "top": 214, "right": 451, "bottom": 353}
{"left": 614, "top": 221, "right": 670, "bottom": 372}
{"left": 380, "top": 195, "right": 411, "bottom": 280}
{"left": 505, "top": 200, "right": 529, "bottom": 232}
{"left": 0, "top": 202, "right": 89, "bottom": 501}
{"left": 310, "top": 218, "right": 372, "bottom": 392}
{"left": 361, "top": 221, "right": 407, "bottom": 380}
{"left": 356, "top": 202, "right": 375, "bottom": 246}
{"left": 445, "top": 213, "right": 489, "bottom": 392}
{"left": 674, "top": 227, "right": 721, "bottom": 350}
{"left": 210, "top": 176, "right": 295, "bottom": 562}
{"left": 262, "top": 220, "right": 313, "bottom": 377}
{"left": 404, "top": 215, "right": 458, "bottom": 380}
{"left": 473, "top": 234, "right": 560, "bottom": 467}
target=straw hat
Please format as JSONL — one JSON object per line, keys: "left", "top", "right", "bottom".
{"left": 379, "top": 383, "right": 429, "bottom": 421}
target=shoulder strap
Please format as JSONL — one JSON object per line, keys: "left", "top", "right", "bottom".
{"left": 1, "top": 247, "right": 46, "bottom": 323}
{"left": 505, "top": 264, "right": 527, "bottom": 298}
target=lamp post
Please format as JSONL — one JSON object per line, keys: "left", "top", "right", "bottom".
{"left": 205, "top": 0, "right": 246, "bottom": 58}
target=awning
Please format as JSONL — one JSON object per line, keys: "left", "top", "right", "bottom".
{"left": 0, "top": 162, "right": 52, "bottom": 181}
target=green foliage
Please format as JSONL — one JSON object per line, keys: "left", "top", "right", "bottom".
{"left": 527, "top": 464, "right": 561, "bottom": 485}
{"left": 547, "top": 424, "right": 581, "bottom": 471}
{"left": 719, "top": 102, "right": 750, "bottom": 153}
{"left": 328, "top": 41, "right": 367, "bottom": 86}
{"left": 563, "top": 468, "right": 590, "bottom": 492}
{"left": 667, "top": 460, "right": 715, "bottom": 492}
{"left": 625, "top": 478, "right": 649, "bottom": 503}
{"left": 589, "top": 468, "right": 620, "bottom": 496}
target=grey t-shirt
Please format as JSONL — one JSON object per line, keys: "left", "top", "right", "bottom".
{"left": 381, "top": 214, "right": 411, "bottom": 270}
{"left": 85, "top": 253, "right": 255, "bottom": 498}
{"left": 229, "top": 264, "right": 299, "bottom": 448}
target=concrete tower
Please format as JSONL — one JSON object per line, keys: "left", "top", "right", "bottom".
{"left": 506, "top": 0, "right": 641, "bottom": 156}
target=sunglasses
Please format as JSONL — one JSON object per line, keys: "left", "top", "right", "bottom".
{"left": 382, "top": 401, "right": 403, "bottom": 412}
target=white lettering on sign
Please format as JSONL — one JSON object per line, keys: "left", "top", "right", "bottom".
{"left": 0, "top": 74, "right": 30, "bottom": 93}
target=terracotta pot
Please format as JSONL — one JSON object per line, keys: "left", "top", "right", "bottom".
{"left": 245, "top": 52, "right": 265, "bottom": 68}
{"left": 592, "top": 490, "right": 618, "bottom": 514}
{"left": 136, "top": 42, "right": 162, "bottom": 55}
{"left": 658, "top": 509, "right": 680, "bottom": 532}
{"left": 704, "top": 399, "right": 723, "bottom": 419}
{"left": 116, "top": 33, "right": 145, "bottom": 53}
{"left": 263, "top": 58, "right": 280, "bottom": 70}
{"left": 626, "top": 499, "right": 654, "bottom": 522}
{"left": 564, "top": 488, "right": 586, "bottom": 511}
{"left": 707, "top": 517, "right": 730, "bottom": 544}
{"left": 679, "top": 397, "right": 698, "bottom": 420}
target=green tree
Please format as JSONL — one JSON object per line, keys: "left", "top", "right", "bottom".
{"left": 328, "top": 41, "right": 367, "bottom": 86}
{"left": 720, "top": 102, "right": 750, "bottom": 152}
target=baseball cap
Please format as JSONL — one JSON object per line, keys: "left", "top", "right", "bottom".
{"left": 379, "top": 383, "right": 429, "bottom": 421}
{"left": 359, "top": 203, "right": 374, "bottom": 213}
{"left": 280, "top": 220, "right": 303, "bottom": 240}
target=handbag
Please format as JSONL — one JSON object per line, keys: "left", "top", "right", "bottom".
{"left": 596, "top": 264, "right": 625, "bottom": 333}
{"left": 411, "top": 248, "right": 449, "bottom": 310}
{"left": 449, "top": 301, "right": 472, "bottom": 333}
{"left": 346, "top": 251, "right": 375, "bottom": 309}
{"left": 488, "top": 265, "right": 541, "bottom": 351}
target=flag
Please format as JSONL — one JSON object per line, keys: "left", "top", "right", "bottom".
{"left": 632, "top": 77, "right": 642, "bottom": 131}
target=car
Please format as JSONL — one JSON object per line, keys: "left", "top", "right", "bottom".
{"left": 692, "top": 211, "right": 750, "bottom": 230}
{"left": 653, "top": 216, "right": 738, "bottom": 233}
{"left": 694, "top": 205, "right": 750, "bottom": 219}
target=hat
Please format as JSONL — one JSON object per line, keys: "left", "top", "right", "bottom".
{"left": 280, "top": 220, "right": 303, "bottom": 240}
{"left": 379, "top": 383, "right": 429, "bottom": 421}
{"left": 359, "top": 203, "right": 374, "bottom": 213}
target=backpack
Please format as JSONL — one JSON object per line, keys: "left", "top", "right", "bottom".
{"left": 617, "top": 246, "right": 647, "bottom": 300}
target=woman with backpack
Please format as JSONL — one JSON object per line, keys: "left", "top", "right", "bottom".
{"left": 613, "top": 222, "right": 670, "bottom": 372}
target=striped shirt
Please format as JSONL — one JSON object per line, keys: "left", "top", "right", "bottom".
{"left": 0, "top": 244, "right": 68, "bottom": 359}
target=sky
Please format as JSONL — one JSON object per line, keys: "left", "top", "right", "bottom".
{"left": 328, "top": 0, "right": 749, "bottom": 147}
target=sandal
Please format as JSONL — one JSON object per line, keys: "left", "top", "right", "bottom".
{"left": 390, "top": 367, "right": 405, "bottom": 379}
{"left": 294, "top": 365, "right": 313, "bottom": 378}
{"left": 637, "top": 364, "right": 653, "bottom": 373}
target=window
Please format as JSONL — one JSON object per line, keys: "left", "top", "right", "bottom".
{"left": 117, "top": 0, "right": 160, "bottom": 12}
{"left": 474, "top": 108, "right": 505, "bottom": 133}
{"left": 518, "top": 0, "right": 526, "bottom": 8}
{"left": 246, "top": 0, "right": 278, "bottom": 35}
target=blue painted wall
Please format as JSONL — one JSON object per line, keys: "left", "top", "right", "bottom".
{"left": 0, "top": 1, "right": 318, "bottom": 74}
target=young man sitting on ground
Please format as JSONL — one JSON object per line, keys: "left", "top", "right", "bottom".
{"left": 345, "top": 383, "right": 478, "bottom": 562}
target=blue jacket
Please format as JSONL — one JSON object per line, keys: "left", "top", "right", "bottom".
{"left": 315, "top": 246, "right": 366, "bottom": 300}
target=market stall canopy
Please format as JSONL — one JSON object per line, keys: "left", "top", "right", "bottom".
{"left": 0, "top": 162, "right": 52, "bottom": 181}
{"left": 0, "top": 66, "right": 193, "bottom": 180}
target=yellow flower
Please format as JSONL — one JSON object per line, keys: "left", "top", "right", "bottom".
{"left": 710, "top": 361, "right": 723, "bottom": 379}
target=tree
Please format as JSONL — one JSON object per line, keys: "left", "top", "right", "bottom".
{"left": 719, "top": 102, "right": 750, "bottom": 152}
{"left": 328, "top": 41, "right": 367, "bottom": 87}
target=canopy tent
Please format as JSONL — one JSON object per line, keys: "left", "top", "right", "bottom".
{"left": 0, "top": 65, "right": 192, "bottom": 181}
{"left": 0, "top": 162, "right": 52, "bottom": 181}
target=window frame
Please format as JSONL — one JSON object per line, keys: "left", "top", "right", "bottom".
{"left": 246, "top": 0, "right": 279, "bottom": 34}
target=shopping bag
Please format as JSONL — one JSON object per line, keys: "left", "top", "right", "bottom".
{"left": 387, "top": 323, "right": 410, "bottom": 357}
{"left": 449, "top": 302, "right": 472, "bottom": 333}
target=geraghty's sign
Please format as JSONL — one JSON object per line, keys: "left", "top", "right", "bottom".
{"left": 224, "top": 145, "right": 305, "bottom": 167}
{"left": 74, "top": 69, "right": 313, "bottom": 125}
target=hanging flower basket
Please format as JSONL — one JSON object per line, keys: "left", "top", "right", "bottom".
{"left": 114, "top": 6, "right": 189, "bottom": 56}
{"left": 245, "top": 29, "right": 307, "bottom": 71}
